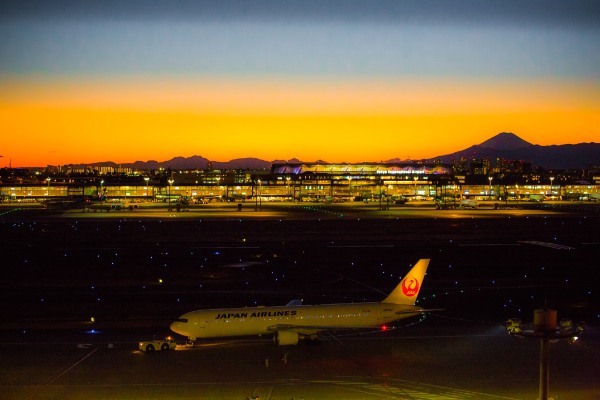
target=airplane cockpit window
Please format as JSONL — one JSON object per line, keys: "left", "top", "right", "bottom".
{"left": 176, "top": 318, "right": 188, "bottom": 323}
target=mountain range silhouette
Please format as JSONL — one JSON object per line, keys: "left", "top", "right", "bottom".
{"left": 431, "top": 132, "right": 599, "bottom": 169}
{"left": 78, "top": 132, "right": 599, "bottom": 170}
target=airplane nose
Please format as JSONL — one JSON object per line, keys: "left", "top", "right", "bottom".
{"left": 170, "top": 316, "right": 190, "bottom": 337}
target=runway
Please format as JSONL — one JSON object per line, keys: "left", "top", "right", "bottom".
{"left": 0, "top": 203, "right": 598, "bottom": 399}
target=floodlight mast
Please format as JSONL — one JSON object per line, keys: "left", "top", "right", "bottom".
{"left": 505, "top": 309, "right": 585, "bottom": 400}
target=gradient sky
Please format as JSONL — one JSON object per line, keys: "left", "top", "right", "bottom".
{"left": 1, "top": 0, "right": 599, "bottom": 167}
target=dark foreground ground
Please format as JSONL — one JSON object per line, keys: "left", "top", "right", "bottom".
{"left": 0, "top": 204, "right": 598, "bottom": 399}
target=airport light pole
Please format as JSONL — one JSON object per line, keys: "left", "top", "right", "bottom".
{"left": 46, "top": 177, "right": 51, "bottom": 197}
{"left": 413, "top": 176, "right": 418, "bottom": 199}
{"left": 387, "top": 184, "right": 391, "bottom": 210}
{"left": 254, "top": 179, "right": 263, "bottom": 211}
{"left": 168, "top": 179, "right": 174, "bottom": 211}
{"left": 144, "top": 177, "right": 150, "bottom": 200}
{"left": 255, "top": 179, "right": 258, "bottom": 211}
{"left": 549, "top": 177, "right": 554, "bottom": 199}
{"left": 216, "top": 177, "right": 221, "bottom": 202}
{"left": 100, "top": 180, "right": 104, "bottom": 200}
{"left": 378, "top": 180, "right": 383, "bottom": 211}
{"left": 505, "top": 309, "right": 584, "bottom": 400}
{"left": 348, "top": 176, "right": 352, "bottom": 200}
{"left": 488, "top": 176, "right": 493, "bottom": 200}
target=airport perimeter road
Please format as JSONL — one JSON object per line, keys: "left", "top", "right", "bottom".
{"left": 1, "top": 322, "right": 598, "bottom": 400}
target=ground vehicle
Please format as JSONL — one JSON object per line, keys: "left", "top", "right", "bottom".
{"left": 529, "top": 194, "right": 545, "bottom": 202}
{"left": 434, "top": 196, "right": 457, "bottom": 209}
{"left": 505, "top": 318, "right": 523, "bottom": 334}
{"left": 139, "top": 337, "right": 177, "bottom": 352}
{"left": 393, "top": 196, "right": 407, "bottom": 205}
{"left": 459, "top": 199, "right": 477, "bottom": 209}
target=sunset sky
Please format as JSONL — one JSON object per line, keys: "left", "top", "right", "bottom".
{"left": 1, "top": 0, "right": 599, "bottom": 167}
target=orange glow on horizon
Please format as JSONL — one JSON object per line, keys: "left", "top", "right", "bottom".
{"left": 1, "top": 77, "right": 599, "bottom": 167}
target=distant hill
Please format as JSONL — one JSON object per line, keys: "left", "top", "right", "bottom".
{"left": 430, "top": 132, "right": 600, "bottom": 169}
{"left": 81, "top": 156, "right": 275, "bottom": 171}
{"left": 68, "top": 132, "right": 599, "bottom": 171}
{"left": 75, "top": 156, "right": 306, "bottom": 171}
{"left": 478, "top": 132, "right": 533, "bottom": 150}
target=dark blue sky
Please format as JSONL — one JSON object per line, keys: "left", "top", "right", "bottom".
{"left": 1, "top": 0, "right": 599, "bottom": 25}
{"left": 1, "top": 0, "right": 599, "bottom": 78}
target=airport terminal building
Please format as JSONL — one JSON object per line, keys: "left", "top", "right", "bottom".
{"left": 1, "top": 161, "right": 599, "bottom": 203}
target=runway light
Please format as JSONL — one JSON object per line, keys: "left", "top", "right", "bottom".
{"left": 381, "top": 325, "right": 388, "bottom": 331}
{"left": 569, "top": 336, "right": 579, "bottom": 344}
{"left": 90, "top": 317, "right": 95, "bottom": 323}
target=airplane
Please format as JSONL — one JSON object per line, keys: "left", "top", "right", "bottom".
{"left": 42, "top": 193, "right": 139, "bottom": 212}
{"left": 41, "top": 196, "right": 87, "bottom": 209}
{"left": 80, "top": 193, "right": 141, "bottom": 212}
{"left": 83, "top": 199, "right": 140, "bottom": 212}
{"left": 170, "top": 259, "right": 431, "bottom": 346}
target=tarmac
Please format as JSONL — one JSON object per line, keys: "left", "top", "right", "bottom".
{"left": 0, "top": 201, "right": 598, "bottom": 399}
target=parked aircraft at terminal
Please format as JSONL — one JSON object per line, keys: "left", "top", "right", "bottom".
{"left": 170, "top": 259, "right": 431, "bottom": 345}
{"left": 83, "top": 199, "right": 140, "bottom": 212}
{"left": 42, "top": 194, "right": 141, "bottom": 212}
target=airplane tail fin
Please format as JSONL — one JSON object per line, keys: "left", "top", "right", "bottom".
{"left": 381, "top": 259, "right": 429, "bottom": 305}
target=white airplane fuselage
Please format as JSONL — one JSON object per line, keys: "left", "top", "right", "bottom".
{"left": 170, "top": 302, "right": 423, "bottom": 340}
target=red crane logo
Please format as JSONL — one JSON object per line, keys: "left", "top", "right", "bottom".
{"left": 401, "top": 277, "right": 419, "bottom": 297}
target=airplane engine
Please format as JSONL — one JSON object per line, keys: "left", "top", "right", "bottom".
{"left": 274, "top": 330, "right": 299, "bottom": 346}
